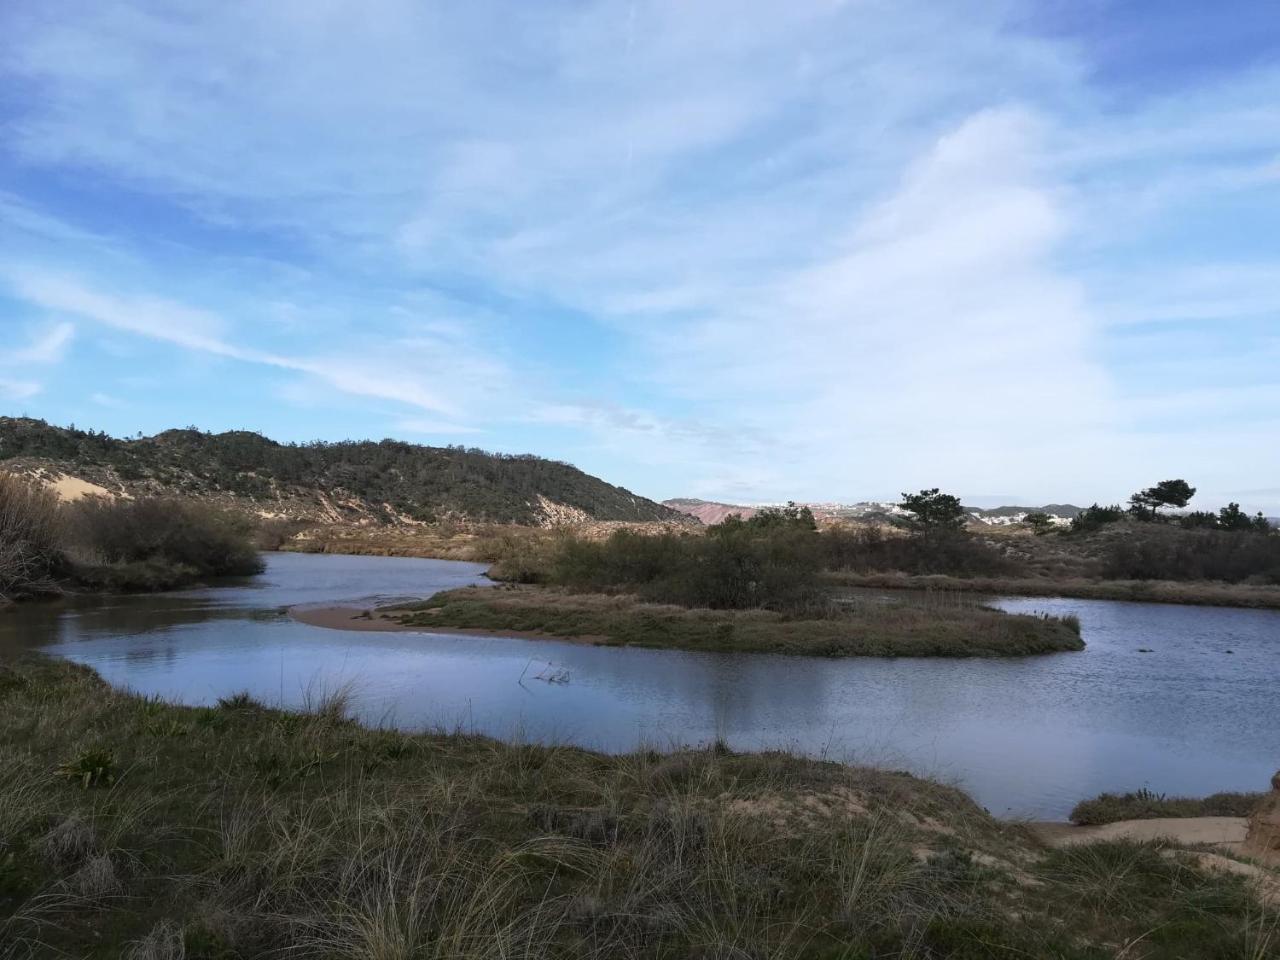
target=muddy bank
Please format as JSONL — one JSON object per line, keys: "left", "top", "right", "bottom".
{"left": 288, "top": 603, "right": 607, "bottom": 644}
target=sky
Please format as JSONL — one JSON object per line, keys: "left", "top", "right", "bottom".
{"left": 1, "top": 0, "right": 1278, "bottom": 511}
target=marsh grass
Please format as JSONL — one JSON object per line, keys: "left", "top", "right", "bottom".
{"left": 394, "top": 585, "right": 1085, "bottom": 657}
{"left": 826, "top": 570, "right": 1280, "bottom": 610}
{"left": 1, "top": 656, "right": 1275, "bottom": 959}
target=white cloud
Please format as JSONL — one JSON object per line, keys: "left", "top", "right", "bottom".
{"left": 0, "top": 378, "right": 42, "bottom": 400}
{"left": 0, "top": 320, "right": 75, "bottom": 399}
{"left": 1, "top": 2, "right": 1278, "bottom": 505}
{"left": 8, "top": 321, "right": 75, "bottom": 365}
{"left": 3, "top": 268, "right": 499, "bottom": 420}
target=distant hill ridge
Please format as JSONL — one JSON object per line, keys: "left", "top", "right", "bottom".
{"left": 0, "top": 417, "right": 684, "bottom": 526}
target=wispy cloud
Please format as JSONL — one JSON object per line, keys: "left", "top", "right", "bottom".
{"left": 5, "top": 268, "right": 485, "bottom": 421}
{"left": 0, "top": 378, "right": 42, "bottom": 401}
{"left": 1, "top": 1, "right": 1277, "bottom": 508}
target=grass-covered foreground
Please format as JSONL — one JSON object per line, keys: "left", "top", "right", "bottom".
{"left": 3, "top": 657, "right": 1277, "bottom": 958}
{"left": 394, "top": 585, "right": 1085, "bottom": 657}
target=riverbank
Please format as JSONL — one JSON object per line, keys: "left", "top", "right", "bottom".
{"left": 827, "top": 571, "right": 1280, "bottom": 610}
{"left": 382, "top": 584, "right": 1085, "bottom": 657}
{"left": 2, "top": 655, "right": 1276, "bottom": 958}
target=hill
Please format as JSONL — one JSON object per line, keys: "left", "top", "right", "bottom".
{"left": 661, "top": 497, "right": 756, "bottom": 524}
{"left": 0, "top": 418, "right": 684, "bottom": 526}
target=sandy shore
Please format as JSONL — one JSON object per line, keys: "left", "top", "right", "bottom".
{"left": 290, "top": 604, "right": 415, "bottom": 632}
{"left": 1029, "top": 816, "right": 1248, "bottom": 850}
{"left": 289, "top": 603, "right": 606, "bottom": 644}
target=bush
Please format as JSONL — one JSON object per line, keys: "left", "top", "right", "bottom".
{"left": 1069, "top": 503, "right": 1126, "bottom": 533}
{"left": 0, "top": 472, "right": 67, "bottom": 600}
{"left": 1101, "top": 525, "right": 1280, "bottom": 584}
{"left": 821, "top": 525, "right": 1011, "bottom": 577}
{"left": 255, "top": 517, "right": 309, "bottom": 551}
{"left": 1070, "top": 788, "right": 1266, "bottom": 825}
{"left": 547, "top": 524, "right": 823, "bottom": 612}
{"left": 66, "top": 496, "right": 264, "bottom": 587}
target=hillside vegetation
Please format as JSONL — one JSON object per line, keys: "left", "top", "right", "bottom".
{"left": 2, "top": 657, "right": 1276, "bottom": 959}
{"left": 0, "top": 418, "right": 684, "bottom": 526}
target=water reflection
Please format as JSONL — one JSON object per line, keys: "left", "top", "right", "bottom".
{"left": 2, "top": 553, "right": 1277, "bottom": 819}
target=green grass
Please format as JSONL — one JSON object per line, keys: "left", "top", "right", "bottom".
{"left": 393, "top": 585, "right": 1086, "bottom": 657}
{"left": 1070, "top": 788, "right": 1267, "bottom": 826}
{"left": 826, "top": 571, "right": 1280, "bottom": 610}
{"left": 1, "top": 656, "right": 1276, "bottom": 959}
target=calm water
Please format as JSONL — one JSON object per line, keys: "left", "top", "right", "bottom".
{"left": 3, "top": 552, "right": 1277, "bottom": 819}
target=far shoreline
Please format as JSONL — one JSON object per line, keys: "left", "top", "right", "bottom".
{"left": 826, "top": 571, "right": 1280, "bottom": 611}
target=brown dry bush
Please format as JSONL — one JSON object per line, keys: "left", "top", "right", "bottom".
{"left": 0, "top": 472, "right": 66, "bottom": 600}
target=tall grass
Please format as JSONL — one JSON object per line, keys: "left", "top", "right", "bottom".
{"left": 0, "top": 473, "right": 66, "bottom": 600}
{"left": 0, "top": 473, "right": 264, "bottom": 596}
{"left": 3, "top": 656, "right": 1274, "bottom": 959}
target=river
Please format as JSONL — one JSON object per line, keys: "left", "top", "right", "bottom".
{"left": 2, "top": 552, "right": 1276, "bottom": 819}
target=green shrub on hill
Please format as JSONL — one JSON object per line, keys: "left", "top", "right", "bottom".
{"left": 0, "top": 417, "right": 683, "bottom": 524}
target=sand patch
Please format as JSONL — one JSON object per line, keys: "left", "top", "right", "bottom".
{"left": 1030, "top": 816, "right": 1248, "bottom": 849}
{"left": 49, "top": 474, "right": 114, "bottom": 502}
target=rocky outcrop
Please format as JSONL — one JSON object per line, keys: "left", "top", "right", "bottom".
{"left": 1244, "top": 770, "right": 1280, "bottom": 865}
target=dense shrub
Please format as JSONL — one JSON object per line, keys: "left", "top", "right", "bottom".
{"left": 822, "top": 525, "right": 1012, "bottom": 577}
{"left": 255, "top": 517, "right": 310, "bottom": 551}
{"left": 1101, "top": 524, "right": 1280, "bottom": 584}
{"left": 0, "top": 473, "right": 67, "bottom": 599}
{"left": 548, "top": 524, "right": 823, "bottom": 612}
{"left": 1070, "top": 788, "right": 1265, "bottom": 825}
{"left": 1069, "top": 503, "right": 1126, "bottom": 533}
{"left": 66, "top": 497, "right": 265, "bottom": 584}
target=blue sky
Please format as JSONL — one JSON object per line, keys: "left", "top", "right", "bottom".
{"left": 1, "top": 0, "right": 1278, "bottom": 511}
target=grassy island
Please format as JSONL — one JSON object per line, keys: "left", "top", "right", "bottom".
{"left": 394, "top": 585, "right": 1084, "bottom": 657}
{"left": 2, "top": 657, "right": 1276, "bottom": 959}
{"left": 380, "top": 509, "right": 1085, "bottom": 658}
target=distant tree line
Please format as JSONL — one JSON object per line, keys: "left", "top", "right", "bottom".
{"left": 1069, "top": 478, "right": 1271, "bottom": 535}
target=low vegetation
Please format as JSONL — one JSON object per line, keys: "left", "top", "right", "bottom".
{"left": 824, "top": 572, "right": 1280, "bottom": 609}
{"left": 1070, "top": 788, "right": 1268, "bottom": 826}
{"left": 396, "top": 584, "right": 1085, "bottom": 657}
{"left": 0, "top": 473, "right": 262, "bottom": 600}
{"left": 2, "top": 656, "right": 1276, "bottom": 958}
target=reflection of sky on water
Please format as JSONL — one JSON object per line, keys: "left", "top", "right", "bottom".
{"left": 3, "top": 553, "right": 1277, "bottom": 819}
